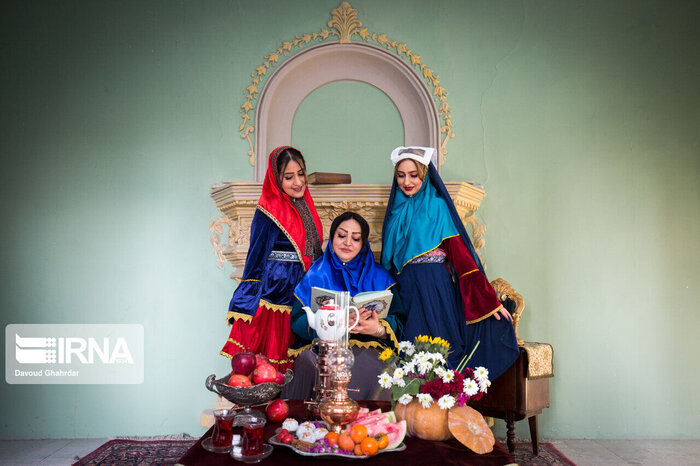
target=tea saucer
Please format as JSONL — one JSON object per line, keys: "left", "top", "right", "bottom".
{"left": 201, "top": 436, "right": 233, "bottom": 454}
{"left": 231, "top": 444, "right": 273, "bottom": 463}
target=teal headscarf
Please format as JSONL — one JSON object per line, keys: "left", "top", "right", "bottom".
{"left": 381, "top": 170, "right": 459, "bottom": 273}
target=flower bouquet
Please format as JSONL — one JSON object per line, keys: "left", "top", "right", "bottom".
{"left": 377, "top": 335, "right": 496, "bottom": 454}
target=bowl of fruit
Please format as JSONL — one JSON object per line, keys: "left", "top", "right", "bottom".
{"left": 205, "top": 352, "right": 293, "bottom": 413}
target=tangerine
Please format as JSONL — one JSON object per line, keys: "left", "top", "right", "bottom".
{"left": 338, "top": 432, "right": 355, "bottom": 451}
{"left": 324, "top": 432, "right": 339, "bottom": 447}
{"left": 360, "top": 436, "right": 379, "bottom": 456}
{"left": 376, "top": 433, "right": 389, "bottom": 450}
{"left": 349, "top": 424, "right": 368, "bottom": 443}
{"left": 353, "top": 444, "right": 364, "bottom": 456}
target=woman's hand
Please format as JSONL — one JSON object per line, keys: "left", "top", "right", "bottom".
{"left": 493, "top": 307, "right": 513, "bottom": 322}
{"left": 349, "top": 308, "right": 384, "bottom": 337}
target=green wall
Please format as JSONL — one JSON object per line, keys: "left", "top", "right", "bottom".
{"left": 1, "top": 0, "right": 698, "bottom": 439}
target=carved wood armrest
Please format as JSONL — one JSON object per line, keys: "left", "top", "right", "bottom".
{"left": 490, "top": 278, "right": 524, "bottom": 346}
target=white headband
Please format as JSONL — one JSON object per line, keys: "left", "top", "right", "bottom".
{"left": 390, "top": 146, "right": 436, "bottom": 167}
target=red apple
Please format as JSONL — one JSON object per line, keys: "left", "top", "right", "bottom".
{"left": 227, "top": 373, "right": 252, "bottom": 387}
{"left": 255, "top": 353, "right": 270, "bottom": 366}
{"left": 274, "top": 371, "right": 285, "bottom": 384}
{"left": 231, "top": 352, "right": 257, "bottom": 376}
{"left": 266, "top": 399, "right": 289, "bottom": 423}
{"left": 252, "top": 363, "right": 277, "bottom": 384}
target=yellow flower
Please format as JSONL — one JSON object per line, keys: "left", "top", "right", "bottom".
{"left": 379, "top": 348, "right": 393, "bottom": 361}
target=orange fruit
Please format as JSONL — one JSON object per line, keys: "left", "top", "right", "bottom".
{"left": 349, "top": 424, "right": 368, "bottom": 443}
{"left": 360, "top": 436, "right": 379, "bottom": 456}
{"left": 353, "top": 444, "right": 364, "bottom": 456}
{"left": 447, "top": 405, "right": 495, "bottom": 454}
{"left": 324, "top": 432, "right": 339, "bottom": 447}
{"left": 338, "top": 433, "right": 355, "bottom": 451}
{"left": 375, "top": 433, "right": 389, "bottom": 450}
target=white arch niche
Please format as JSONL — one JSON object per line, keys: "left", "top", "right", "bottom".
{"left": 253, "top": 41, "right": 440, "bottom": 182}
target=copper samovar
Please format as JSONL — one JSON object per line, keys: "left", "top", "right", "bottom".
{"left": 318, "top": 347, "right": 359, "bottom": 433}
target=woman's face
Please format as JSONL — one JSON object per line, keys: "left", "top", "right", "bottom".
{"left": 332, "top": 219, "right": 363, "bottom": 263}
{"left": 280, "top": 160, "right": 306, "bottom": 199}
{"left": 395, "top": 159, "right": 423, "bottom": 197}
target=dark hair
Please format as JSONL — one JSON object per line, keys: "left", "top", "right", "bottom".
{"left": 275, "top": 147, "right": 306, "bottom": 184}
{"left": 329, "top": 211, "right": 370, "bottom": 250}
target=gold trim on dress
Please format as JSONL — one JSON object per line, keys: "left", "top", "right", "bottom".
{"left": 257, "top": 205, "right": 306, "bottom": 270}
{"left": 459, "top": 269, "right": 478, "bottom": 279}
{"left": 259, "top": 298, "right": 292, "bottom": 313}
{"left": 226, "top": 311, "right": 253, "bottom": 324}
{"left": 396, "top": 234, "right": 459, "bottom": 274}
{"left": 465, "top": 304, "right": 505, "bottom": 324}
{"left": 379, "top": 320, "right": 400, "bottom": 350}
{"left": 240, "top": 279, "right": 260, "bottom": 282}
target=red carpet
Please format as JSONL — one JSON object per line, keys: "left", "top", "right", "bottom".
{"left": 73, "top": 439, "right": 574, "bottom": 465}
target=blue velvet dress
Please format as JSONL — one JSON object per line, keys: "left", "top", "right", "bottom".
{"left": 221, "top": 210, "right": 306, "bottom": 371}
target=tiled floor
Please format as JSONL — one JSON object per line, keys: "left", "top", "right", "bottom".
{"left": 0, "top": 438, "right": 698, "bottom": 465}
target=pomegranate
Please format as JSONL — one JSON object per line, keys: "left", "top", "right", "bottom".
{"left": 266, "top": 399, "right": 289, "bottom": 423}
{"left": 255, "top": 353, "right": 270, "bottom": 366}
{"left": 252, "top": 363, "right": 277, "bottom": 384}
{"left": 227, "top": 373, "right": 252, "bottom": 387}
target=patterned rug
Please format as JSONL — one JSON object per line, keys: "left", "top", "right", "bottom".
{"left": 73, "top": 439, "right": 574, "bottom": 465}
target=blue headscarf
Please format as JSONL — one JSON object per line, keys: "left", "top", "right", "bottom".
{"left": 295, "top": 241, "right": 395, "bottom": 306}
{"left": 382, "top": 162, "right": 486, "bottom": 275}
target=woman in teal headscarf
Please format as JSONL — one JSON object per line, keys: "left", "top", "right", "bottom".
{"left": 382, "top": 146, "right": 518, "bottom": 379}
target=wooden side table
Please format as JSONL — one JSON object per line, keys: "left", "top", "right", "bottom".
{"left": 470, "top": 346, "right": 551, "bottom": 455}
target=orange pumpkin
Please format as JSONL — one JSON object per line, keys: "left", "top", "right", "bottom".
{"left": 394, "top": 400, "right": 453, "bottom": 441}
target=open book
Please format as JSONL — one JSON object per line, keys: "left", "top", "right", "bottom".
{"left": 309, "top": 287, "right": 393, "bottom": 320}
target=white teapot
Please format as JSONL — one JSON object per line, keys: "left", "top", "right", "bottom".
{"left": 302, "top": 300, "right": 360, "bottom": 341}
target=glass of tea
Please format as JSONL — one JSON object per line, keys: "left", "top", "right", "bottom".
{"left": 242, "top": 416, "right": 266, "bottom": 456}
{"left": 212, "top": 408, "right": 236, "bottom": 448}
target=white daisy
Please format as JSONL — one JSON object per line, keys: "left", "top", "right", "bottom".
{"left": 418, "top": 361, "right": 433, "bottom": 375}
{"left": 474, "top": 366, "right": 489, "bottom": 381}
{"left": 441, "top": 369, "right": 455, "bottom": 384}
{"left": 417, "top": 393, "right": 433, "bottom": 408}
{"left": 463, "top": 378, "right": 479, "bottom": 396}
{"left": 393, "top": 368, "right": 405, "bottom": 382}
{"left": 437, "top": 394, "right": 455, "bottom": 410}
{"left": 434, "top": 367, "right": 447, "bottom": 378}
{"left": 429, "top": 352, "right": 446, "bottom": 365}
{"left": 413, "top": 351, "right": 428, "bottom": 364}
{"left": 478, "top": 378, "right": 491, "bottom": 393}
{"left": 378, "top": 372, "right": 393, "bottom": 389}
{"left": 402, "top": 361, "right": 416, "bottom": 375}
{"left": 398, "top": 394, "right": 413, "bottom": 405}
{"left": 398, "top": 341, "right": 415, "bottom": 355}
{"left": 394, "top": 377, "right": 406, "bottom": 388}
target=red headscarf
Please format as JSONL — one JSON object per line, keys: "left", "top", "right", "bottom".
{"left": 257, "top": 146, "right": 323, "bottom": 271}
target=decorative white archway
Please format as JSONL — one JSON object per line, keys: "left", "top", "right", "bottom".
{"left": 253, "top": 41, "right": 440, "bottom": 182}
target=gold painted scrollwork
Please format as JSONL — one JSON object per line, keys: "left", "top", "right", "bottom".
{"left": 329, "top": 1, "right": 362, "bottom": 43}
{"left": 240, "top": 1, "right": 454, "bottom": 167}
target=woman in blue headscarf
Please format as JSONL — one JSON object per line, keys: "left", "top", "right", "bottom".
{"left": 284, "top": 211, "right": 406, "bottom": 400}
{"left": 382, "top": 146, "right": 518, "bottom": 380}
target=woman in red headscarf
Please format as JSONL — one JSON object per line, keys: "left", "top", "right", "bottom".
{"left": 220, "top": 146, "right": 323, "bottom": 371}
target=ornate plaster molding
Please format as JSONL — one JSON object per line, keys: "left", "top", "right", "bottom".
{"left": 210, "top": 182, "right": 486, "bottom": 281}
{"left": 239, "top": 1, "right": 454, "bottom": 175}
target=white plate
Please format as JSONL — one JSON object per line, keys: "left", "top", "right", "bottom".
{"left": 269, "top": 433, "right": 406, "bottom": 459}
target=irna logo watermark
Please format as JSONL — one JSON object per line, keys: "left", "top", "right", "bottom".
{"left": 6, "top": 324, "right": 143, "bottom": 384}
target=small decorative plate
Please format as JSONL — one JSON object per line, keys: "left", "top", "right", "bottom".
{"left": 269, "top": 433, "right": 406, "bottom": 459}
{"left": 231, "top": 443, "right": 273, "bottom": 463}
{"left": 201, "top": 436, "right": 232, "bottom": 454}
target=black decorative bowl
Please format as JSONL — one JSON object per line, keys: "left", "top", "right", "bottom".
{"left": 205, "top": 369, "right": 294, "bottom": 409}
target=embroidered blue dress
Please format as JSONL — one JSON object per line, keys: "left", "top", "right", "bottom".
{"left": 382, "top": 163, "right": 519, "bottom": 379}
